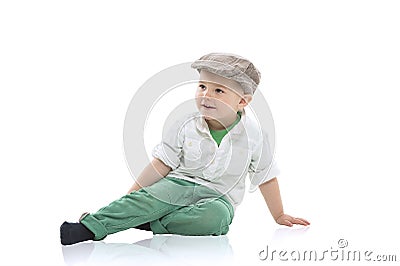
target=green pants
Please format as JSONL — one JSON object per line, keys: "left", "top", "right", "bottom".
{"left": 80, "top": 177, "right": 234, "bottom": 240}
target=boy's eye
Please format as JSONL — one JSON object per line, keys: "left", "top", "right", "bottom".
{"left": 198, "top": 84, "right": 206, "bottom": 90}
{"left": 215, "top": 88, "right": 224, "bottom": 94}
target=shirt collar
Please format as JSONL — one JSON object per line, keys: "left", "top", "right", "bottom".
{"left": 195, "top": 109, "right": 247, "bottom": 136}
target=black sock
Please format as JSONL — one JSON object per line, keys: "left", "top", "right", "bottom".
{"left": 135, "top": 222, "right": 152, "bottom": 231}
{"left": 60, "top": 222, "right": 95, "bottom": 245}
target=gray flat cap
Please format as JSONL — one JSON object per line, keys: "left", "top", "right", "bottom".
{"left": 191, "top": 52, "right": 261, "bottom": 95}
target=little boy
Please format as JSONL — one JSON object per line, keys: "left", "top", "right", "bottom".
{"left": 60, "top": 53, "right": 309, "bottom": 245}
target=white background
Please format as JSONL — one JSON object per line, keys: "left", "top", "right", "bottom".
{"left": 1, "top": 1, "right": 399, "bottom": 265}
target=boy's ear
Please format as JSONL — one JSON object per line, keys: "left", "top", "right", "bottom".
{"left": 239, "top": 94, "right": 253, "bottom": 107}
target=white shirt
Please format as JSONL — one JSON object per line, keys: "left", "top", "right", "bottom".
{"left": 152, "top": 109, "right": 280, "bottom": 210}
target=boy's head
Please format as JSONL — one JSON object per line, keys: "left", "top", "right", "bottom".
{"left": 191, "top": 53, "right": 261, "bottom": 128}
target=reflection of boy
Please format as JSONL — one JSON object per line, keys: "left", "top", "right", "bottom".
{"left": 60, "top": 53, "right": 309, "bottom": 246}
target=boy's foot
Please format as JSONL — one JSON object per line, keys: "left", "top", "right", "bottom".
{"left": 60, "top": 222, "right": 95, "bottom": 245}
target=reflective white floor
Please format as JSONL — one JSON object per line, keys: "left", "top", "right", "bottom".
{"left": 57, "top": 222, "right": 399, "bottom": 266}
{"left": 61, "top": 235, "right": 234, "bottom": 266}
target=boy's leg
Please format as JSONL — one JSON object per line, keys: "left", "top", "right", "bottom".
{"left": 62, "top": 177, "right": 197, "bottom": 244}
{"left": 150, "top": 196, "right": 234, "bottom": 236}
{"left": 79, "top": 188, "right": 179, "bottom": 241}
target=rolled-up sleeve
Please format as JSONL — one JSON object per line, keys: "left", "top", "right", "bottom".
{"left": 152, "top": 118, "right": 185, "bottom": 171}
{"left": 248, "top": 128, "right": 280, "bottom": 192}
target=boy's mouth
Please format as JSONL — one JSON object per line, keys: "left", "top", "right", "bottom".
{"left": 201, "top": 104, "right": 216, "bottom": 110}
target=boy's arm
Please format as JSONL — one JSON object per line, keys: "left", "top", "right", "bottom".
{"left": 259, "top": 177, "right": 310, "bottom": 226}
{"left": 127, "top": 158, "right": 172, "bottom": 194}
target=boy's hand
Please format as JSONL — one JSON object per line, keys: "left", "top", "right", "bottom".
{"left": 259, "top": 178, "right": 310, "bottom": 227}
{"left": 275, "top": 214, "right": 310, "bottom": 227}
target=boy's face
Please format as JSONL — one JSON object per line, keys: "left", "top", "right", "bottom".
{"left": 195, "top": 80, "right": 252, "bottom": 127}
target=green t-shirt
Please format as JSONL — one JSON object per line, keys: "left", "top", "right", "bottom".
{"left": 209, "top": 112, "right": 242, "bottom": 146}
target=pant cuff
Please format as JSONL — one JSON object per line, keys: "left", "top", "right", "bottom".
{"left": 150, "top": 220, "right": 170, "bottom": 235}
{"left": 80, "top": 213, "right": 108, "bottom": 240}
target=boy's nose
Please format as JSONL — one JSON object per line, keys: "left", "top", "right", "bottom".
{"left": 201, "top": 88, "right": 214, "bottom": 98}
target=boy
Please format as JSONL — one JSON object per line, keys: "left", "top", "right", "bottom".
{"left": 60, "top": 53, "right": 309, "bottom": 245}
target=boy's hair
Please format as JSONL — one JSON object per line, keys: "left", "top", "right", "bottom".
{"left": 191, "top": 53, "right": 261, "bottom": 95}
